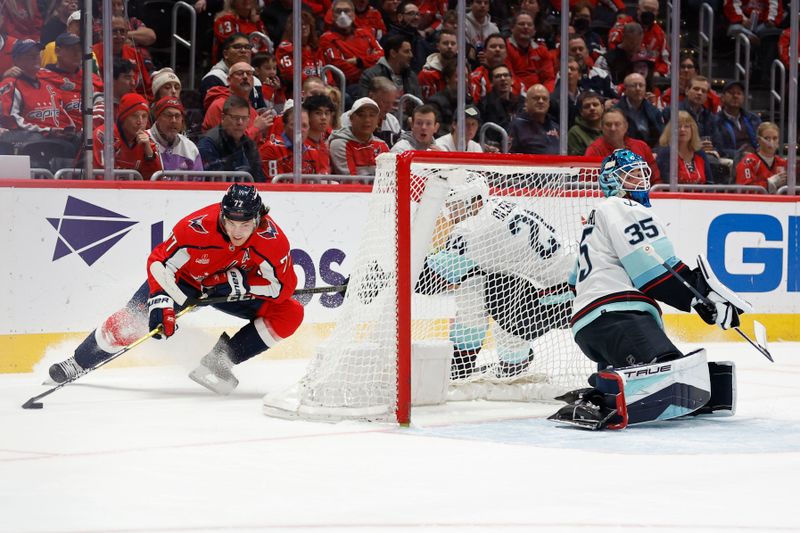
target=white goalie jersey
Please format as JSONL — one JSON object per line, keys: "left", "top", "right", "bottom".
{"left": 570, "top": 196, "right": 680, "bottom": 335}
{"left": 426, "top": 198, "right": 575, "bottom": 288}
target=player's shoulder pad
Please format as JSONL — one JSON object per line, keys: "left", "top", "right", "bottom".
{"left": 170, "top": 204, "right": 222, "bottom": 245}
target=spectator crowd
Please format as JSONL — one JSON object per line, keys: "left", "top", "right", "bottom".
{"left": 0, "top": 0, "right": 795, "bottom": 189}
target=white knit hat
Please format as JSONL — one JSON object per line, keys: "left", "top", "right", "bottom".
{"left": 151, "top": 68, "right": 181, "bottom": 97}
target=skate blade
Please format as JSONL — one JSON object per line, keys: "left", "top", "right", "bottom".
{"left": 547, "top": 413, "right": 604, "bottom": 430}
{"left": 41, "top": 377, "right": 57, "bottom": 386}
{"left": 188, "top": 367, "right": 238, "bottom": 395}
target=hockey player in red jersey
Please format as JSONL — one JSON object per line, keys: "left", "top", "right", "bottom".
{"left": 49, "top": 184, "right": 303, "bottom": 395}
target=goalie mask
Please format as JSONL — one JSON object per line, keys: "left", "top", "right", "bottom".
{"left": 221, "top": 184, "right": 265, "bottom": 223}
{"left": 599, "top": 149, "right": 652, "bottom": 207}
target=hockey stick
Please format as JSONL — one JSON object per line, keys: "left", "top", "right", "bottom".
{"left": 21, "top": 285, "right": 348, "bottom": 409}
{"left": 642, "top": 245, "right": 773, "bottom": 362}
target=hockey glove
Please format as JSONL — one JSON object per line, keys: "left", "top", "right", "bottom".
{"left": 692, "top": 291, "right": 741, "bottom": 330}
{"left": 148, "top": 293, "right": 177, "bottom": 339}
{"left": 202, "top": 268, "right": 250, "bottom": 299}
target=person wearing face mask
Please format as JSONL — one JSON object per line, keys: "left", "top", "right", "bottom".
{"left": 570, "top": 1, "right": 606, "bottom": 62}
{"left": 735, "top": 122, "right": 788, "bottom": 193}
{"left": 606, "top": 0, "right": 670, "bottom": 77}
{"left": 319, "top": 0, "right": 384, "bottom": 93}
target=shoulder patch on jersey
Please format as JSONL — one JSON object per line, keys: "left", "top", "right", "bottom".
{"left": 188, "top": 214, "right": 209, "bottom": 234}
{"left": 257, "top": 220, "right": 279, "bottom": 240}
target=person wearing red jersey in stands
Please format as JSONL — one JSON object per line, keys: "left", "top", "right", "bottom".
{"left": 323, "top": 0, "right": 387, "bottom": 40}
{"left": 736, "top": 122, "right": 788, "bottom": 193}
{"left": 275, "top": 12, "right": 324, "bottom": 89}
{"left": 0, "top": 11, "right": 19, "bottom": 79}
{"left": 203, "top": 62, "right": 274, "bottom": 144}
{"left": 584, "top": 108, "right": 660, "bottom": 183}
{"left": 654, "top": 111, "right": 713, "bottom": 184}
{"left": 469, "top": 33, "right": 526, "bottom": 103}
{"left": 260, "top": 104, "right": 325, "bottom": 179}
{"left": 328, "top": 97, "right": 389, "bottom": 175}
{"left": 659, "top": 54, "right": 720, "bottom": 112}
{"left": 0, "top": 39, "right": 74, "bottom": 137}
{"left": 212, "top": 0, "right": 268, "bottom": 62}
{"left": 303, "top": 94, "right": 336, "bottom": 175}
{"left": 319, "top": 0, "right": 383, "bottom": 95}
{"left": 93, "top": 93, "right": 163, "bottom": 180}
{"left": 93, "top": 16, "right": 152, "bottom": 99}
{"left": 506, "top": 11, "right": 555, "bottom": 92}
{"left": 38, "top": 32, "right": 103, "bottom": 132}
{"left": 607, "top": 0, "right": 670, "bottom": 77}
{"left": 418, "top": 29, "right": 457, "bottom": 100}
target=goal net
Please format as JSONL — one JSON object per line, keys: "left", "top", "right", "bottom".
{"left": 263, "top": 152, "right": 603, "bottom": 423}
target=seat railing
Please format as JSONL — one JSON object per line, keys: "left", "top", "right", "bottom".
{"left": 30, "top": 168, "right": 55, "bottom": 179}
{"left": 397, "top": 94, "right": 423, "bottom": 130}
{"left": 54, "top": 168, "right": 144, "bottom": 180}
{"left": 170, "top": 1, "right": 197, "bottom": 89}
{"left": 650, "top": 183, "right": 767, "bottom": 193}
{"left": 249, "top": 31, "right": 274, "bottom": 54}
{"left": 479, "top": 122, "right": 510, "bottom": 153}
{"left": 150, "top": 170, "right": 254, "bottom": 182}
{"left": 271, "top": 173, "right": 373, "bottom": 184}
{"left": 770, "top": 59, "right": 786, "bottom": 154}
{"left": 734, "top": 32, "right": 751, "bottom": 100}
{"left": 319, "top": 65, "right": 346, "bottom": 117}
{"left": 698, "top": 3, "right": 714, "bottom": 80}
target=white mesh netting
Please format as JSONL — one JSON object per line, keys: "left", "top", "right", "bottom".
{"left": 263, "top": 152, "right": 603, "bottom": 422}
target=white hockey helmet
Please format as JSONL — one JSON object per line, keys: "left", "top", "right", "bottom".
{"left": 445, "top": 168, "right": 490, "bottom": 205}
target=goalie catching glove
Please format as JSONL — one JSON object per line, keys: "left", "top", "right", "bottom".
{"left": 202, "top": 268, "right": 249, "bottom": 299}
{"left": 148, "top": 293, "right": 177, "bottom": 338}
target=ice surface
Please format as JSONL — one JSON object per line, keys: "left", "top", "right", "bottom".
{"left": 2, "top": 342, "right": 799, "bottom": 532}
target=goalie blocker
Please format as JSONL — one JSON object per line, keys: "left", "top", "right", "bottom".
{"left": 549, "top": 349, "right": 736, "bottom": 430}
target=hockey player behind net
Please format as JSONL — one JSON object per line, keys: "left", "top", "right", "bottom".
{"left": 48, "top": 184, "right": 303, "bottom": 395}
{"left": 550, "top": 149, "right": 746, "bottom": 430}
{"left": 415, "top": 170, "right": 577, "bottom": 381}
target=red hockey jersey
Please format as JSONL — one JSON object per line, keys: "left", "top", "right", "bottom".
{"left": 147, "top": 203, "right": 297, "bottom": 304}
{"left": 38, "top": 66, "right": 104, "bottom": 130}
{"left": 213, "top": 13, "right": 269, "bottom": 62}
{"left": 505, "top": 37, "right": 555, "bottom": 92}
{"left": 607, "top": 16, "right": 670, "bottom": 76}
{"left": 736, "top": 152, "right": 786, "bottom": 189}
{"left": 0, "top": 73, "right": 73, "bottom": 132}
{"left": 276, "top": 42, "right": 325, "bottom": 83}
{"left": 93, "top": 123, "right": 163, "bottom": 180}
{"left": 723, "top": 0, "right": 782, "bottom": 25}
{"left": 319, "top": 28, "right": 383, "bottom": 84}
{"left": 469, "top": 64, "right": 526, "bottom": 103}
{"left": 259, "top": 134, "right": 326, "bottom": 179}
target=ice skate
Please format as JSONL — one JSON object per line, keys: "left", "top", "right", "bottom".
{"left": 48, "top": 356, "right": 85, "bottom": 384}
{"left": 189, "top": 333, "right": 239, "bottom": 395}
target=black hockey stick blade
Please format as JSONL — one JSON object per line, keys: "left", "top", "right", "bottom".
{"left": 22, "top": 398, "right": 43, "bottom": 409}
{"left": 734, "top": 326, "right": 774, "bottom": 362}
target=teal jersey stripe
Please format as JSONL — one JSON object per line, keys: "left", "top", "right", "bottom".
{"left": 621, "top": 237, "right": 679, "bottom": 289}
{"left": 426, "top": 250, "right": 479, "bottom": 285}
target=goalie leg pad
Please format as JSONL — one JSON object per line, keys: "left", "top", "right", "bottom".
{"left": 615, "top": 348, "right": 712, "bottom": 425}
{"left": 689, "top": 361, "right": 737, "bottom": 417}
{"left": 550, "top": 349, "right": 712, "bottom": 430}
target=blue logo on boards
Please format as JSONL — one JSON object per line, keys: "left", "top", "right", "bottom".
{"left": 707, "top": 213, "right": 799, "bottom": 293}
{"left": 47, "top": 196, "right": 138, "bottom": 266}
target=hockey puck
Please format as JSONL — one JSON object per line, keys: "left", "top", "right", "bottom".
{"left": 22, "top": 399, "right": 44, "bottom": 409}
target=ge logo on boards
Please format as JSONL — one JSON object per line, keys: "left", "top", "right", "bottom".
{"left": 707, "top": 214, "right": 799, "bottom": 293}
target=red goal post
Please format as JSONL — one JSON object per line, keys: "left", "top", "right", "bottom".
{"left": 263, "top": 151, "right": 604, "bottom": 424}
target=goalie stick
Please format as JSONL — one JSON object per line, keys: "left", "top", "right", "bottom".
{"left": 21, "top": 284, "right": 349, "bottom": 410}
{"left": 642, "top": 245, "right": 773, "bottom": 362}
